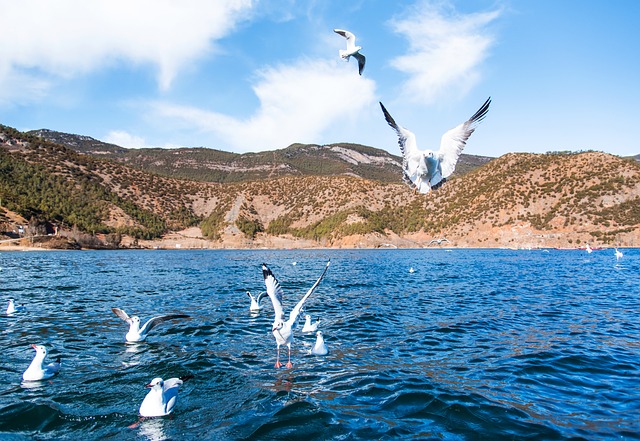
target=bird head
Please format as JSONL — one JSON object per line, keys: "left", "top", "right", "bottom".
{"left": 131, "top": 316, "right": 140, "bottom": 326}
{"left": 31, "top": 344, "right": 46, "bottom": 357}
{"left": 272, "top": 320, "right": 284, "bottom": 332}
{"left": 146, "top": 377, "right": 164, "bottom": 389}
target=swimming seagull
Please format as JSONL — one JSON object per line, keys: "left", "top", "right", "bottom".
{"left": 246, "top": 291, "right": 268, "bottom": 312}
{"left": 262, "top": 260, "right": 330, "bottom": 368}
{"left": 139, "top": 375, "right": 193, "bottom": 417}
{"left": 333, "top": 29, "right": 366, "bottom": 75}
{"left": 379, "top": 98, "right": 491, "bottom": 194}
{"left": 111, "top": 308, "right": 189, "bottom": 343}
{"left": 310, "top": 331, "right": 328, "bottom": 356}
{"left": 301, "top": 314, "right": 320, "bottom": 333}
{"left": 22, "top": 344, "right": 61, "bottom": 382}
{"left": 6, "top": 298, "right": 26, "bottom": 314}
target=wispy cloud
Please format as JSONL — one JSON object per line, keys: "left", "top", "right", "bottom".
{"left": 152, "top": 58, "right": 376, "bottom": 151}
{"left": 0, "top": 0, "right": 253, "bottom": 104}
{"left": 389, "top": 1, "right": 500, "bottom": 103}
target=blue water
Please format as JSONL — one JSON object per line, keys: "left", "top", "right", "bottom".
{"left": 0, "top": 248, "right": 639, "bottom": 440}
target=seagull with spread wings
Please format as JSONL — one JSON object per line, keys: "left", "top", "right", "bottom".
{"left": 262, "top": 261, "right": 330, "bottom": 368}
{"left": 111, "top": 307, "right": 189, "bottom": 343}
{"left": 379, "top": 98, "right": 491, "bottom": 194}
{"left": 333, "top": 29, "right": 366, "bottom": 75}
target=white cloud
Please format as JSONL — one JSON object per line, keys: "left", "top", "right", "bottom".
{"left": 152, "top": 58, "right": 376, "bottom": 151}
{"left": 390, "top": 2, "right": 500, "bottom": 103}
{"left": 104, "top": 130, "right": 146, "bottom": 149}
{"left": 0, "top": 0, "right": 253, "bottom": 103}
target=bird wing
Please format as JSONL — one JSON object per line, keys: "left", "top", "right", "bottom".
{"left": 111, "top": 307, "right": 131, "bottom": 323}
{"left": 287, "top": 260, "right": 330, "bottom": 327}
{"left": 380, "top": 102, "right": 423, "bottom": 190}
{"left": 139, "top": 314, "right": 189, "bottom": 335}
{"left": 256, "top": 291, "right": 269, "bottom": 304}
{"left": 262, "top": 264, "right": 285, "bottom": 322}
{"left": 333, "top": 28, "right": 356, "bottom": 50}
{"left": 438, "top": 97, "right": 491, "bottom": 178}
{"left": 353, "top": 52, "right": 366, "bottom": 75}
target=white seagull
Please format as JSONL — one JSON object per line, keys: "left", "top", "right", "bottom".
{"left": 139, "top": 375, "right": 193, "bottom": 417}
{"left": 246, "top": 291, "right": 268, "bottom": 312}
{"left": 22, "top": 344, "right": 61, "bottom": 382}
{"left": 6, "top": 298, "right": 27, "bottom": 314}
{"left": 262, "top": 260, "right": 330, "bottom": 368}
{"left": 301, "top": 314, "right": 320, "bottom": 333}
{"left": 585, "top": 243, "right": 593, "bottom": 254}
{"left": 310, "top": 331, "right": 328, "bottom": 356}
{"left": 379, "top": 98, "right": 491, "bottom": 194}
{"left": 333, "top": 29, "right": 366, "bottom": 75}
{"left": 615, "top": 248, "right": 623, "bottom": 260}
{"left": 111, "top": 308, "right": 189, "bottom": 343}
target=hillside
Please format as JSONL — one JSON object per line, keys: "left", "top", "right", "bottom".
{"left": 28, "top": 129, "right": 491, "bottom": 183}
{"left": 3, "top": 125, "right": 640, "bottom": 249}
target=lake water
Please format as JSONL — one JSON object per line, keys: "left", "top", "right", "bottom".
{"left": 0, "top": 248, "right": 639, "bottom": 440}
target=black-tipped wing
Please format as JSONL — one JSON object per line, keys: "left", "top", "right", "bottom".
{"left": 353, "top": 52, "right": 366, "bottom": 75}
{"left": 288, "top": 260, "right": 331, "bottom": 327}
{"left": 438, "top": 97, "right": 491, "bottom": 178}
{"left": 140, "top": 314, "right": 189, "bottom": 335}
{"left": 262, "top": 263, "right": 285, "bottom": 321}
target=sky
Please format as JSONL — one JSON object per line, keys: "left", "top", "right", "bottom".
{"left": 1, "top": 0, "right": 639, "bottom": 158}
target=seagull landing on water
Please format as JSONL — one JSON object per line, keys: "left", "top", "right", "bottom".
{"left": 6, "top": 298, "right": 26, "bottom": 315}
{"left": 111, "top": 308, "right": 189, "bottom": 343}
{"left": 302, "top": 314, "right": 320, "bottom": 333}
{"left": 262, "top": 261, "right": 330, "bottom": 368}
{"left": 22, "top": 344, "right": 61, "bottom": 382}
{"left": 379, "top": 98, "right": 491, "bottom": 194}
{"left": 139, "top": 375, "right": 193, "bottom": 417}
{"left": 333, "top": 29, "right": 366, "bottom": 75}
{"left": 246, "top": 291, "right": 268, "bottom": 312}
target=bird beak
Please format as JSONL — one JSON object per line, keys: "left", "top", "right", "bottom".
{"left": 30, "top": 344, "right": 37, "bottom": 350}
{"left": 145, "top": 383, "right": 153, "bottom": 388}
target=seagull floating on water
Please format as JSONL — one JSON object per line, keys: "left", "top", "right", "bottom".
{"left": 311, "top": 331, "right": 328, "bottom": 356}
{"left": 139, "top": 375, "right": 193, "bottom": 417}
{"left": 6, "top": 298, "right": 26, "bottom": 314}
{"left": 262, "top": 260, "right": 330, "bottom": 368}
{"left": 302, "top": 314, "right": 320, "bottom": 333}
{"left": 408, "top": 267, "right": 415, "bottom": 273}
{"left": 111, "top": 308, "right": 189, "bottom": 343}
{"left": 379, "top": 98, "right": 491, "bottom": 194}
{"left": 22, "top": 344, "right": 61, "bottom": 382}
{"left": 246, "top": 291, "right": 268, "bottom": 312}
{"left": 333, "top": 29, "right": 366, "bottom": 75}
{"left": 585, "top": 243, "right": 593, "bottom": 254}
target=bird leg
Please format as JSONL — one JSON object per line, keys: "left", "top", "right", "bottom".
{"left": 275, "top": 347, "right": 282, "bottom": 369}
{"left": 285, "top": 346, "right": 293, "bottom": 369}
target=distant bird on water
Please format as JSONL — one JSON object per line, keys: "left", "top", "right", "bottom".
{"left": 615, "top": 248, "right": 623, "bottom": 260}
{"left": 262, "top": 260, "right": 330, "bottom": 368}
{"left": 111, "top": 307, "right": 189, "bottom": 343}
{"left": 302, "top": 314, "right": 320, "bottom": 333}
{"left": 333, "top": 29, "right": 366, "bottom": 75}
{"left": 310, "top": 331, "right": 328, "bottom": 356}
{"left": 246, "top": 291, "right": 268, "bottom": 312}
{"left": 6, "top": 298, "right": 26, "bottom": 315}
{"left": 379, "top": 98, "right": 491, "bottom": 194}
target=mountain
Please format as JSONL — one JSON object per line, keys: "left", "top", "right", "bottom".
{"left": 3, "top": 124, "right": 640, "bottom": 249}
{"left": 28, "top": 129, "right": 492, "bottom": 183}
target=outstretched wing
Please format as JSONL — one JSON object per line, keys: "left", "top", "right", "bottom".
{"left": 353, "top": 52, "right": 366, "bottom": 75}
{"left": 262, "top": 264, "right": 285, "bottom": 321}
{"left": 139, "top": 314, "right": 189, "bottom": 335}
{"left": 379, "top": 102, "right": 422, "bottom": 190}
{"left": 288, "top": 260, "right": 331, "bottom": 327}
{"left": 333, "top": 28, "right": 356, "bottom": 50}
{"left": 256, "top": 291, "right": 269, "bottom": 304}
{"left": 111, "top": 307, "right": 131, "bottom": 323}
{"left": 438, "top": 97, "right": 491, "bottom": 178}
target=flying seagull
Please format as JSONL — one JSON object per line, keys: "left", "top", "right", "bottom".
{"left": 139, "top": 375, "right": 193, "bottom": 417}
{"left": 246, "top": 291, "right": 268, "bottom": 312}
{"left": 379, "top": 98, "right": 491, "bottom": 194}
{"left": 111, "top": 307, "right": 189, "bottom": 343}
{"left": 262, "top": 260, "right": 330, "bottom": 368}
{"left": 333, "top": 29, "right": 366, "bottom": 75}
{"left": 22, "top": 344, "right": 61, "bottom": 382}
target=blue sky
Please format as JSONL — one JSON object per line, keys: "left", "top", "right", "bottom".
{"left": 1, "top": 0, "right": 639, "bottom": 158}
